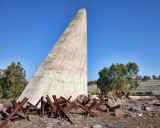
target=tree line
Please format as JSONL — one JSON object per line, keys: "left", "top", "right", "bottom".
{"left": 89, "top": 62, "right": 160, "bottom": 94}
{"left": 0, "top": 62, "right": 28, "bottom": 99}
{"left": 136, "top": 75, "right": 160, "bottom": 81}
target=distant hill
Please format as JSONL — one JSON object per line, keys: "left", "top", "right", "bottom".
{"left": 132, "top": 80, "right": 160, "bottom": 95}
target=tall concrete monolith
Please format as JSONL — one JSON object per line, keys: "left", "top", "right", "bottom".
{"left": 18, "top": 9, "right": 87, "bottom": 105}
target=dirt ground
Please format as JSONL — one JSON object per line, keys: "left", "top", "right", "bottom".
{"left": 0, "top": 98, "right": 160, "bottom": 128}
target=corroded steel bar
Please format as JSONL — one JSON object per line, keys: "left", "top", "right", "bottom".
{"left": 88, "top": 100, "right": 97, "bottom": 110}
{"left": 78, "top": 103, "right": 98, "bottom": 117}
{"left": 68, "top": 96, "right": 72, "bottom": 101}
{"left": 92, "top": 100, "right": 105, "bottom": 110}
{"left": 27, "top": 102, "right": 36, "bottom": 108}
{"left": 64, "top": 102, "right": 75, "bottom": 112}
{"left": 11, "top": 100, "right": 18, "bottom": 108}
{"left": 35, "top": 99, "right": 41, "bottom": 107}
{"left": 15, "top": 111, "right": 27, "bottom": 118}
{"left": 24, "top": 105, "right": 30, "bottom": 112}
{"left": 10, "top": 115, "right": 19, "bottom": 120}
{"left": 28, "top": 108, "right": 41, "bottom": 111}
{"left": 52, "top": 95, "right": 57, "bottom": 102}
{"left": 21, "top": 106, "right": 30, "bottom": 121}
{"left": 82, "top": 97, "right": 90, "bottom": 105}
{"left": 97, "top": 93, "right": 103, "bottom": 99}
{"left": 59, "top": 106, "right": 73, "bottom": 124}
{"left": 109, "top": 105, "right": 120, "bottom": 112}
{"left": 46, "top": 95, "right": 58, "bottom": 115}
{"left": 41, "top": 96, "right": 44, "bottom": 118}
{"left": 6, "top": 97, "right": 28, "bottom": 120}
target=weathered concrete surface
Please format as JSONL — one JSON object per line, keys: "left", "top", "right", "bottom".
{"left": 18, "top": 9, "right": 87, "bottom": 105}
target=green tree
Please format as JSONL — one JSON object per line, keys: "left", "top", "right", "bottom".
{"left": 0, "top": 62, "right": 28, "bottom": 99}
{"left": 97, "top": 62, "right": 139, "bottom": 93}
{"left": 142, "top": 76, "right": 150, "bottom": 81}
{"left": 152, "top": 75, "right": 157, "bottom": 80}
{"left": 136, "top": 75, "right": 142, "bottom": 80}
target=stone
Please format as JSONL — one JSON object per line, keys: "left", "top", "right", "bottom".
{"left": 115, "top": 110, "right": 124, "bottom": 117}
{"left": 145, "top": 106, "right": 153, "bottom": 111}
{"left": 131, "top": 107, "right": 142, "bottom": 114}
{"left": 92, "top": 124, "right": 102, "bottom": 128}
{"left": 18, "top": 9, "right": 87, "bottom": 105}
{"left": 127, "top": 112, "right": 136, "bottom": 118}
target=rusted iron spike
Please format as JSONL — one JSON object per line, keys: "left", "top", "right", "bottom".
{"left": 15, "top": 111, "right": 28, "bottom": 118}
{"left": 64, "top": 102, "right": 75, "bottom": 112}
{"left": 11, "top": 100, "right": 18, "bottom": 108}
{"left": 6, "top": 97, "right": 28, "bottom": 120}
{"left": 68, "top": 96, "right": 72, "bottom": 101}
{"left": 41, "top": 96, "right": 44, "bottom": 118}
{"left": 109, "top": 105, "right": 120, "bottom": 112}
{"left": 105, "top": 103, "right": 111, "bottom": 109}
{"left": 11, "top": 100, "right": 29, "bottom": 120}
{"left": 59, "top": 96, "right": 71, "bottom": 104}
{"left": 92, "top": 100, "right": 105, "bottom": 110}
{"left": 77, "top": 99, "right": 83, "bottom": 105}
{"left": 27, "top": 102, "right": 37, "bottom": 108}
{"left": 59, "top": 106, "right": 73, "bottom": 124}
{"left": 97, "top": 93, "right": 103, "bottom": 99}
{"left": 21, "top": 106, "right": 30, "bottom": 121}
{"left": 88, "top": 99, "right": 97, "bottom": 110}
{"left": 35, "top": 99, "right": 41, "bottom": 107}
{"left": 28, "top": 108, "right": 41, "bottom": 111}
{"left": 24, "top": 105, "right": 30, "bottom": 113}
{"left": 126, "top": 95, "right": 132, "bottom": 100}
{"left": 0, "top": 119, "right": 12, "bottom": 128}
{"left": 53, "top": 100, "right": 67, "bottom": 105}
{"left": 82, "top": 97, "right": 90, "bottom": 105}
{"left": 46, "top": 95, "right": 57, "bottom": 114}
{"left": 52, "top": 95, "right": 57, "bottom": 102}
{"left": 10, "top": 115, "right": 19, "bottom": 120}
{"left": 78, "top": 103, "right": 98, "bottom": 117}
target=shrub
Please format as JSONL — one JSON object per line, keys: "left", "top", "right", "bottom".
{"left": 91, "top": 88, "right": 101, "bottom": 95}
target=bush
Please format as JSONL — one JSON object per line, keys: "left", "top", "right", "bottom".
{"left": 132, "top": 91, "right": 155, "bottom": 96}
{"left": 91, "top": 88, "right": 101, "bottom": 95}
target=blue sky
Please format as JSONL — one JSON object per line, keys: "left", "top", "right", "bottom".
{"left": 0, "top": 0, "right": 160, "bottom": 81}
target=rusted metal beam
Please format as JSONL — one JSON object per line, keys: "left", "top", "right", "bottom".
{"left": 24, "top": 105, "right": 30, "bottom": 113}
{"left": 27, "top": 102, "right": 37, "bottom": 108}
{"left": 88, "top": 99, "right": 97, "bottom": 110}
{"left": 78, "top": 103, "right": 98, "bottom": 117}
{"left": 92, "top": 100, "right": 105, "bottom": 110}
{"left": 82, "top": 97, "right": 90, "bottom": 105}
{"left": 35, "top": 99, "right": 41, "bottom": 107}
{"left": 41, "top": 96, "right": 44, "bottom": 118}
{"left": 6, "top": 97, "right": 28, "bottom": 120}
{"left": 64, "top": 102, "right": 75, "bottom": 112}
{"left": 52, "top": 95, "right": 57, "bottom": 102}
{"left": 59, "top": 106, "right": 73, "bottom": 124}
{"left": 46, "top": 95, "right": 58, "bottom": 115}
{"left": 68, "top": 96, "right": 72, "bottom": 101}
{"left": 109, "top": 105, "right": 120, "bottom": 112}
{"left": 21, "top": 106, "right": 30, "bottom": 121}
{"left": 11, "top": 100, "right": 18, "bottom": 108}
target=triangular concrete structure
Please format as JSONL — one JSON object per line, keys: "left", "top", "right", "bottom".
{"left": 18, "top": 9, "right": 87, "bottom": 104}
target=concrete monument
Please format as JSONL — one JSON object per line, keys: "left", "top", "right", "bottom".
{"left": 18, "top": 9, "right": 87, "bottom": 104}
